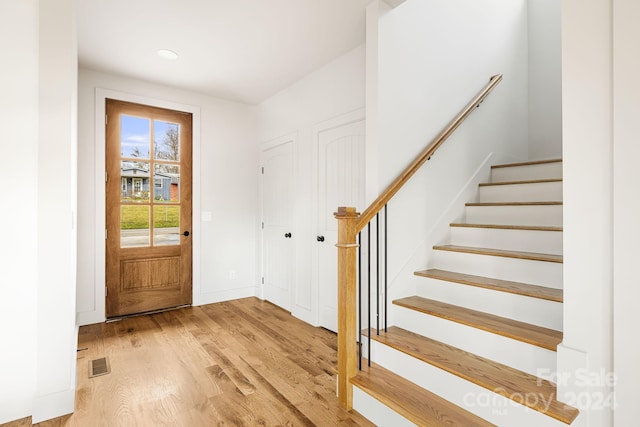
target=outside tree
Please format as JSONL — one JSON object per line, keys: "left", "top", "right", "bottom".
{"left": 156, "top": 124, "right": 179, "bottom": 173}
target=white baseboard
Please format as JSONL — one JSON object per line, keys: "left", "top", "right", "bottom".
{"left": 32, "top": 388, "right": 75, "bottom": 424}
{"left": 77, "top": 309, "right": 106, "bottom": 327}
{"left": 193, "top": 286, "right": 256, "bottom": 306}
{"left": 0, "top": 405, "right": 32, "bottom": 425}
{"left": 77, "top": 285, "right": 258, "bottom": 326}
{"left": 292, "top": 304, "right": 317, "bottom": 327}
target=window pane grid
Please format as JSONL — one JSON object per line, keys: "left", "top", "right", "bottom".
{"left": 119, "top": 115, "right": 181, "bottom": 248}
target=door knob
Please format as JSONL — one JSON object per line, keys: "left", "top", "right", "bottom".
{"left": 317, "top": 235, "right": 325, "bottom": 242}
{"left": 284, "top": 232, "right": 292, "bottom": 238}
{"left": 182, "top": 231, "right": 190, "bottom": 237}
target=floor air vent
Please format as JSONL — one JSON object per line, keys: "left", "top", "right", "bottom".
{"left": 89, "top": 357, "right": 110, "bottom": 378}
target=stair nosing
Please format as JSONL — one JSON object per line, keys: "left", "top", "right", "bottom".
{"left": 450, "top": 223, "right": 563, "bottom": 232}
{"left": 479, "top": 178, "right": 562, "bottom": 187}
{"left": 352, "top": 361, "right": 496, "bottom": 427}
{"left": 466, "top": 201, "right": 562, "bottom": 206}
{"left": 433, "top": 244, "right": 563, "bottom": 263}
{"left": 393, "top": 296, "right": 563, "bottom": 351}
{"left": 491, "top": 158, "right": 562, "bottom": 169}
{"left": 415, "top": 268, "right": 563, "bottom": 302}
{"left": 364, "top": 326, "right": 579, "bottom": 425}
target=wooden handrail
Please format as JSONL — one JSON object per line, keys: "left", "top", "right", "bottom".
{"left": 334, "top": 74, "right": 503, "bottom": 411}
{"left": 355, "top": 74, "right": 503, "bottom": 232}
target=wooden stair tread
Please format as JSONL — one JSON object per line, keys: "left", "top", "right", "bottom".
{"left": 351, "top": 361, "right": 496, "bottom": 427}
{"left": 393, "top": 296, "right": 563, "bottom": 350}
{"left": 466, "top": 201, "right": 562, "bottom": 206}
{"left": 479, "top": 178, "right": 562, "bottom": 187}
{"left": 433, "top": 245, "right": 563, "bottom": 263}
{"left": 415, "top": 269, "right": 563, "bottom": 302}
{"left": 491, "top": 158, "right": 562, "bottom": 168}
{"left": 364, "top": 326, "right": 579, "bottom": 425}
{"left": 450, "top": 223, "right": 563, "bottom": 232}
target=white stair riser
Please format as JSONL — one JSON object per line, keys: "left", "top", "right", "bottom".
{"left": 491, "top": 162, "right": 562, "bottom": 182}
{"left": 450, "top": 226, "right": 563, "bottom": 255}
{"left": 465, "top": 204, "right": 563, "bottom": 227}
{"left": 416, "top": 277, "right": 563, "bottom": 330}
{"left": 353, "top": 387, "right": 416, "bottom": 427}
{"left": 363, "top": 341, "right": 572, "bottom": 427}
{"left": 478, "top": 181, "right": 563, "bottom": 203}
{"left": 432, "top": 249, "right": 563, "bottom": 288}
{"left": 393, "top": 307, "right": 557, "bottom": 378}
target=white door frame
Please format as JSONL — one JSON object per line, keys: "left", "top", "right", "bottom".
{"left": 80, "top": 88, "right": 201, "bottom": 326}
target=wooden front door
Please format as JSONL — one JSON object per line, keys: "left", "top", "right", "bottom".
{"left": 105, "top": 99, "right": 192, "bottom": 318}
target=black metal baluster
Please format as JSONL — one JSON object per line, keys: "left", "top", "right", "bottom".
{"left": 376, "top": 213, "right": 380, "bottom": 335}
{"left": 384, "top": 204, "right": 388, "bottom": 333}
{"left": 357, "top": 231, "right": 362, "bottom": 371}
{"left": 367, "top": 222, "right": 371, "bottom": 367}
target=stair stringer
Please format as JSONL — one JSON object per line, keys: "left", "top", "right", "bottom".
{"left": 382, "top": 153, "right": 494, "bottom": 327}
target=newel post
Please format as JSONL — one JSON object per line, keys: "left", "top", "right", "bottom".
{"left": 334, "top": 206, "right": 359, "bottom": 410}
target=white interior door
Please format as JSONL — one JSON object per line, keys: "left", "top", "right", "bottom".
{"left": 262, "top": 141, "right": 294, "bottom": 311}
{"left": 318, "top": 119, "right": 366, "bottom": 332}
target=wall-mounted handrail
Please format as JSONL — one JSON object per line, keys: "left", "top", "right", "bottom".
{"left": 355, "top": 74, "right": 503, "bottom": 233}
{"left": 335, "top": 74, "right": 503, "bottom": 410}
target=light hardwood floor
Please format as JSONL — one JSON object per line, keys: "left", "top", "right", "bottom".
{"left": 3, "top": 298, "right": 373, "bottom": 427}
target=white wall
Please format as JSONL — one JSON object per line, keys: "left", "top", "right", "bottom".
{"left": 77, "top": 69, "right": 258, "bottom": 325}
{"left": 365, "top": 1, "right": 390, "bottom": 205}
{"left": 612, "top": 1, "right": 640, "bottom": 424}
{"left": 561, "top": 0, "right": 640, "bottom": 426}
{"left": 0, "top": 1, "right": 39, "bottom": 423}
{"left": 376, "top": 0, "right": 530, "bottom": 304}
{"left": 0, "top": 1, "right": 78, "bottom": 423}
{"left": 33, "top": 0, "right": 78, "bottom": 422}
{"left": 528, "top": 0, "right": 562, "bottom": 159}
{"left": 255, "top": 45, "right": 365, "bottom": 325}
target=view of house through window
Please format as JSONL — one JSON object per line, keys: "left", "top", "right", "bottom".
{"left": 119, "top": 115, "right": 182, "bottom": 248}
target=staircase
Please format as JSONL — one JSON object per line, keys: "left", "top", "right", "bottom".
{"left": 352, "top": 159, "right": 579, "bottom": 426}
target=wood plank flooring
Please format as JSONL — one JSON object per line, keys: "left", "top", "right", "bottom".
{"left": 3, "top": 298, "right": 373, "bottom": 427}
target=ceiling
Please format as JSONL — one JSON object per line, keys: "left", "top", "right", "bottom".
{"left": 76, "top": 0, "right": 370, "bottom": 105}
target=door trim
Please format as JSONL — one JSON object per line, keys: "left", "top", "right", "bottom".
{"left": 78, "top": 88, "right": 201, "bottom": 326}
{"left": 311, "top": 108, "right": 365, "bottom": 326}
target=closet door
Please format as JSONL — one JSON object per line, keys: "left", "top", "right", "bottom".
{"left": 317, "top": 119, "right": 365, "bottom": 332}
{"left": 261, "top": 140, "right": 295, "bottom": 311}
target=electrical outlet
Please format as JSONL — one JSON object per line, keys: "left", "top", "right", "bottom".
{"left": 229, "top": 270, "right": 236, "bottom": 280}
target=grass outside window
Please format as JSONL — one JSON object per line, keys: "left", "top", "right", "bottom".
{"left": 121, "top": 205, "right": 180, "bottom": 229}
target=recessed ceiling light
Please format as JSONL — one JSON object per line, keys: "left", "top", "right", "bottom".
{"left": 157, "top": 49, "right": 178, "bottom": 60}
